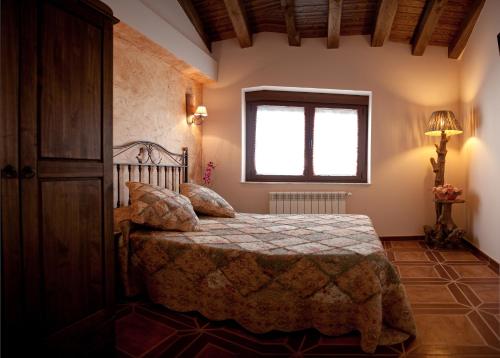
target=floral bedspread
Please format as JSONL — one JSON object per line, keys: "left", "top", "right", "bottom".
{"left": 116, "top": 212, "right": 416, "bottom": 353}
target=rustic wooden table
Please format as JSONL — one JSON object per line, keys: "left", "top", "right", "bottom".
{"left": 434, "top": 199, "right": 465, "bottom": 231}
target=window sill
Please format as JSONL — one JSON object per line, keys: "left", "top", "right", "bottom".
{"left": 240, "top": 181, "right": 371, "bottom": 185}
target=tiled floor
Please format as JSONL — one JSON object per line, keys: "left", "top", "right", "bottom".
{"left": 116, "top": 239, "right": 500, "bottom": 357}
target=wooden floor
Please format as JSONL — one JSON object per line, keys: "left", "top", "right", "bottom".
{"left": 116, "top": 239, "right": 500, "bottom": 357}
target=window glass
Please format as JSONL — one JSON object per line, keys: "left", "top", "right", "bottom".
{"left": 313, "top": 108, "right": 358, "bottom": 176}
{"left": 254, "top": 105, "right": 305, "bottom": 175}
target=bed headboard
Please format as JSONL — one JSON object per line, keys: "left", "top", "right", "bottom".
{"left": 113, "top": 141, "right": 188, "bottom": 208}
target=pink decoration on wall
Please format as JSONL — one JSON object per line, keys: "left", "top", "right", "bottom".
{"left": 203, "top": 161, "right": 216, "bottom": 185}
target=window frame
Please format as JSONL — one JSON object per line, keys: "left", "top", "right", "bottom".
{"left": 245, "top": 90, "right": 369, "bottom": 183}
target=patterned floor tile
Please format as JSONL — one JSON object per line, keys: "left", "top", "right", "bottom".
{"left": 451, "top": 264, "right": 498, "bottom": 278}
{"left": 391, "top": 241, "right": 424, "bottom": 249}
{"left": 393, "top": 251, "right": 432, "bottom": 262}
{"left": 397, "top": 265, "right": 440, "bottom": 278}
{"left": 412, "top": 314, "right": 486, "bottom": 346}
{"left": 440, "top": 251, "right": 482, "bottom": 262}
{"left": 405, "top": 284, "right": 459, "bottom": 304}
{"left": 116, "top": 313, "right": 176, "bottom": 357}
{"left": 468, "top": 284, "right": 499, "bottom": 303}
{"left": 116, "top": 239, "right": 500, "bottom": 357}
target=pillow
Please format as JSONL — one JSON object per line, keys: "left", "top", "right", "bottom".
{"left": 113, "top": 206, "right": 132, "bottom": 233}
{"left": 126, "top": 182, "right": 200, "bottom": 231}
{"left": 180, "top": 183, "right": 235, "bottom": 218}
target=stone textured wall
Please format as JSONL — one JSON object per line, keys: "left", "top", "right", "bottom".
{"left": 113, "top": 22, "right": 203, "bottom": 183}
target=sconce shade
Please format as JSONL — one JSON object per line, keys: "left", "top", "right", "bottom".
{"left": 194, "top": 106, "right": 208, "bottom": 117}
{"left": 424, "top": 110, "right": 463, "bottom": 136}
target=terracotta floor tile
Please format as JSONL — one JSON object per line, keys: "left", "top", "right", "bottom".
{"left": 451, "top": 264, "right": 498, "bottom": 278}
{"left": 398, "top": 265, "right": 439, "bottom": 278}
{"left": 405, "top": 285, "right": 457, "bottom": 304}
{"left": 440, "top": 251, "right": 481, "bottom": 262}
{"left": 116, "top": 313, "right": 175, "bottom": 357}
{"left": 394, "top": 251, "right": 431, "bottom": 262}
{"left": 391, "top": 241, "right": 424, "bottom": 249}
{"left": 467, "top": 284, "right": 500, "bottom": 303}
{"left": 479, "top": 311, "right": 500, "bottom": 339}
{"left": 413, "top": 314, "right": 485, "bottom": 346}
{"left": 195, "top": 343, "right": 238, "bottom": 358}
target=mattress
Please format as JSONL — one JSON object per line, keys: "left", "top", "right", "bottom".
{"left": 116, "top": 212, "right": 416, "bottom": 353}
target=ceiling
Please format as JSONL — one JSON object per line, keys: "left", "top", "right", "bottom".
{"left": 178, "top": 0, "right": 485, "bottom": 59}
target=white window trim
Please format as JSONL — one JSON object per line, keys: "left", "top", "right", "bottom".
{"left": 241, "top": 86, "right": 372, "bottom": 184}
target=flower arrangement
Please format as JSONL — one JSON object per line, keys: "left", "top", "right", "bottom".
{"left": 432, "top": 184, "right": 463, "bottom": 201}
{"left": 203, "top": 161, "right": 216, "bottom": 185}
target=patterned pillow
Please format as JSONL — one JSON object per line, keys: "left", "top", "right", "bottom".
{"left": 126, "top": 182, "right": 200, "bottom": 231}
{"left": 180, "top": 183, "right": 235, "bottom": 218}
{"left": 113, "top": 206, "right": 132, "bottom": 232}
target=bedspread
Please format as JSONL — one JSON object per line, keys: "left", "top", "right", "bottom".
{"left": 117, "top": 213, "right": 416, "bottom": 353}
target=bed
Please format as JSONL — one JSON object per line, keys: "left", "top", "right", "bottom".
{"left": 113, "top": 141, "right": 416, "bottom": 353}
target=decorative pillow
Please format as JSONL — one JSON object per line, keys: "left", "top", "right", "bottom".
{"left": 126, "top": 182, "right": 200, "bottom": 232}
{"left": 113, "top": 206, "right": 132, "bottom": 233}
{"left": 180, "top": 183, "right": 235, "bottom": 218}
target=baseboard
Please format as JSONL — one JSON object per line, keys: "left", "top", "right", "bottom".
{"left": 461, "top": 239, "right": 499, "bottom": 274}
{"left": 379, "top": 235, "right": 499, "bottom": 274}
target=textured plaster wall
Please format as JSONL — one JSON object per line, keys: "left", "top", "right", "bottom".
{"left": 202, "top": 33, "right": 464, "bottom": 237}
{"left": 113, "top": 22, "right": 203, "bottom": 183}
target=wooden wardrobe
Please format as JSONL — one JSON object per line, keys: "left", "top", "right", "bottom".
{"left": 1, "top": 0, "right": 118, "bottom": 355}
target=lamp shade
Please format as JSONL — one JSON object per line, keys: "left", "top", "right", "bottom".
{"left": 194, "top": 105, "right": 208, "bottom": 117}
{"left": 424, "top": 110, "right": 463, "bottom": 136}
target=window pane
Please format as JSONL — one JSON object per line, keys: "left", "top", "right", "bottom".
{"left": 254, "top": 105, "right": 305, "bottom": 175}
{"left": 313, "top": 108, "right": 358, "bottom": 176}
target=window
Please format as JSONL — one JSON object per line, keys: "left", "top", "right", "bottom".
{"left": 245, "top": 90, "right": 369, "bottom": 183}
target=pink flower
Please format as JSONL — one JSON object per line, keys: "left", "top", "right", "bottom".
{"left": 203, "top": 161, "right": 216, "bottom": 185}
{"left": 432, "top": 184, "right": 462, "bottom": 200}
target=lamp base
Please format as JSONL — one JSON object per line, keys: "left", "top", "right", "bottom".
{"left": 425, "top": 199, "right": 466, "bottom": 248}
{"left": 424, "top": 225, "right": 465, "bottom": 248}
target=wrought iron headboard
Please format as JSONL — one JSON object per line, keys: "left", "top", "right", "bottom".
{"left": 113, "top": 141, "right": 188, "bottom": 208}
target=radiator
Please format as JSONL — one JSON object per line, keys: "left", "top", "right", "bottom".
{"left": 269, "top": 192, "right": 351, "bottom": 214}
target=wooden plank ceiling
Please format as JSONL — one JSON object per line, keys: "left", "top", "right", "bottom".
{"left": 179, "top": 0, "right": 485, "bottom": 58}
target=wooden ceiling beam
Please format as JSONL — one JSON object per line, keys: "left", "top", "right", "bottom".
{"left": 448, "top": 0, "right": 485, "bottom": 59}
{"left": 412, "top": 0, "right": 448, "bottom": 56}
{"left": 327, "top": 0, "right": 343, "bottom": 49}
{"left": 223, "top": 0, "right": 252, "bottom": 48}
{"left": 371, "top": 0, "right": 398, "bottom": 47}
{"left": 178, "top": 0, "right": 212, "bottom": 52}
{"left": 280, "top": 0, "right": 300, "bottom": 46}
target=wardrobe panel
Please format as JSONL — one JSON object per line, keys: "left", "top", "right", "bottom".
{"left": 39, "top": 2, "right": 102, "bottom": 160}
{"left": 41, "top": 179, "right": 104, "bottom": 333}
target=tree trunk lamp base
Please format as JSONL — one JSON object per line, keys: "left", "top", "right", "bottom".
{"left": 423, "top": 111, "right": 464, "bottom": 248}
{"left": 424, "top": 200, "right": 466, "bottom": 248}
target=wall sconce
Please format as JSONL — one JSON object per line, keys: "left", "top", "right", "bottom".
{"left": 186, "top": 93, "right": 208, "bottom": 125}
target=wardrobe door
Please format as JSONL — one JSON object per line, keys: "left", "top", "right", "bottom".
{"left": 19, "top": 0, "right": 116, "bottom": 353}
{"left": 1, "top": 0, "right": 23, "bottom": 355}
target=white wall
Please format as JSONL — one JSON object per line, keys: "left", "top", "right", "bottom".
{"left": 459, "top": 0, "right": 500, "bottom": 262}
{"left": 202, "top": 33, "right": 464, "bottom": 237}
{"left": 140, "top": 0, "right": 210, "bottom": 54}
{"left": 103, "top": 0, "right": 217, "bottom": 81}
